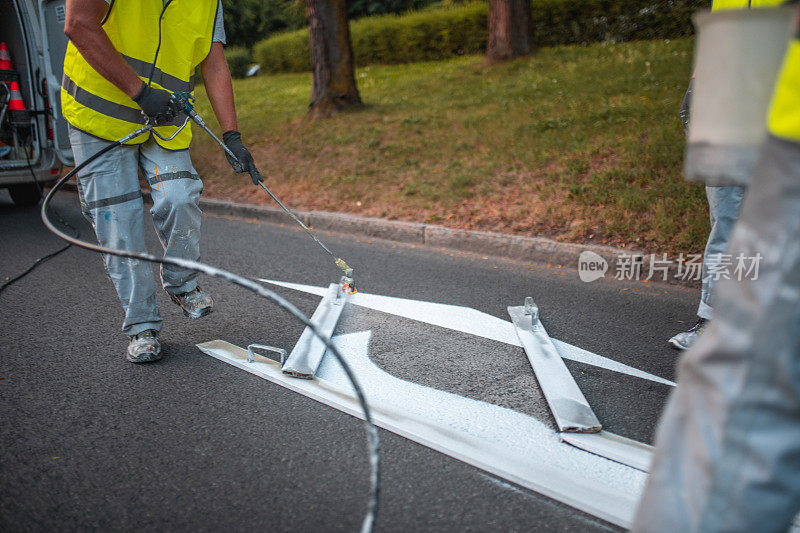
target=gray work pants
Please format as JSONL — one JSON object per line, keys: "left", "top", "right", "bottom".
{"left": 632, "top": 135, "right": 800, "bottom": 532}
{"left": 697, "top": 185, "right": 746, "bottom": 320}
{"left": 69, "top": 127, "right": 204, "bottom": 336}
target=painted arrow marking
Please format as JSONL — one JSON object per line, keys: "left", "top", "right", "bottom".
{"left": 198, "top": 331, "right": 646, "bottom": 528}
{"left": 258, "top": 279, "right": 675, "bottom": 387}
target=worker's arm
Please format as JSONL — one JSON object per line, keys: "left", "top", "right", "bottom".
{"left": 201, "top": 42, "right": 262, "bottom": 184}
{"left": 200, "top": 42, "right": 238, "bottom": 132}
{"left": 64, "top": 0, "right": 141, "bottom": 98}
{"left": 64, "top": 0, "right": 180, "bottom": 124}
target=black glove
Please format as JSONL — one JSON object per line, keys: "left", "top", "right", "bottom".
{"left": 132, "top": 83, "right": 182, "bottom": 126}
{"left": 223, "top": 130, "right": 263, "bottom": 185}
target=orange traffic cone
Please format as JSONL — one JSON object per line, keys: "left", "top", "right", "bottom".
{"left": 0, "top": 42, "right": 12, "bottom": 71}
{"left": 0, "top": 41, "right": 20, "bottom": 87}
{"left": 7, "top": 80, "right": 29, "bottom": 126}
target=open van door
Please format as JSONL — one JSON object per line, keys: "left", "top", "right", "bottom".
{"left": 37, "top": 0, "right": 72, "bottom": 166}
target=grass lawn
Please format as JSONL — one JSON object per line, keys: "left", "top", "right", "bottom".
{"left": 191, "top": 37, "right": 706, "bottom": 254}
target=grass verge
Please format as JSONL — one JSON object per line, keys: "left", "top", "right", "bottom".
{"left": 191, "top": 37, "right": 706, "bottom": 255}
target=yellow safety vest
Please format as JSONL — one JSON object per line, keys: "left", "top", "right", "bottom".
{"left": 768, "top": 34, "right": 800, "bottom": 142}
{"left": 712, "top": 0, "right": 789, "bottom": 10}
{"left": 61, "top": 0, "right": 218, "bottom": 150}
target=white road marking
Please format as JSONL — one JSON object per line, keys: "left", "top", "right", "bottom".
{"left": 561, "top": 432, "right": 653, "bottom": 472}
{"left": 197, "top": 331, "right": 646, "bottom": 528}
{"left": 259, "top": 279, "right": 675, "bottom": 387}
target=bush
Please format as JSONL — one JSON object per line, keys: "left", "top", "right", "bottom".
{"left": 253, "top": 3, "right": 488, "bottom": 73}
{"left": 529, "top": 0, "right": 709, "bottom": 46}
{"left": 225, "top": 47, "right": 252, "bottom": 79}
{"left": 253, "top": 0, "right": 708, "bottom": 73}
{"left": 221, "top": 0, "right": 305, "bottom": 48}
{"left": 348, "top": 0, "right": 438, "bottom": 18}
{"left": 253, "top": 31, "right": 311, "bottom": 74}
{"left": 351, "top": 3, "right": 488, "bottom": 65}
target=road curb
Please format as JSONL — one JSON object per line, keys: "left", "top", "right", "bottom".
{"left": 56, "top": 185, "right": 699, "bottom": 288}
{"left": 199, "top": 197, "right": 700, "bottom": 288}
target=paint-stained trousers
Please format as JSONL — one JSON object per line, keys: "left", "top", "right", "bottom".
{"left": 697, "top": 185, "right": 745, "bottom": 320}
{"left": 632, "top": 135, "right": 800, "bottom": 532}
{"left": 69, "top": 127, "right": 203, "bottom": 336}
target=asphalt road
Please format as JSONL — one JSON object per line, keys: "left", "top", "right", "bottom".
{"left": 0, "top": 189, "right": 699, "bottom": 532}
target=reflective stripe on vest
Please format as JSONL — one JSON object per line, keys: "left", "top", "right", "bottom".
{"left": 768, "top": 36, "right": 800, "bottom": 142}
{"left": 61, "top": 0, "right": 218, "bottom": 150}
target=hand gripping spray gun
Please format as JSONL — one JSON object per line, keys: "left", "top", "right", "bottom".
{"left": 170, "top": 92, "right": 357, "bottom": 295}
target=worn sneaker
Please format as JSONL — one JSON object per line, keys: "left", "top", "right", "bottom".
{"left": 169, "top": 286, "right": 214, "bottom": 319}
{"left": 127, "top": 329, "right": 162, "bottom": 363}
{"left": 668, "top": 318, "right": 708, "bottom": 351}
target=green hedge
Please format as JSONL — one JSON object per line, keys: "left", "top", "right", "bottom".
{"left": 253, "top": 4, "right": 486, "bottom": 73}
{"left": 531, "top": 0, "right": 708, "bottom": 47}
{"left": 253, "top": 0, "right": 708, "bottom": 73}
{"left": 225, "top": 46, "right": 252, "bottom": 79}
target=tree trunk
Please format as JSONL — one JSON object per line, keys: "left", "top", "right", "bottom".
{"left": 306, "top": 0, "right": 362, "bottom": 119}
{"left": 486, "top": 0, "right": 534, "bottom": 64}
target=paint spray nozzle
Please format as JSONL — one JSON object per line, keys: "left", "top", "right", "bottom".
{"left": 341, "top": 276, "right": 357, "bottom": 295}
{"left": 335, "top": 258, "right": 357, "bottom": 294}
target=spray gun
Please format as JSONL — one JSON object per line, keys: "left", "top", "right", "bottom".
{"left": 171, "top": 92, "right": 238, "bottom": 161}
{"left": 170, "top": 92, "right": 358, "bottom": 294}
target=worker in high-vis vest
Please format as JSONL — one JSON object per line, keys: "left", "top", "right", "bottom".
{"left": 63, "top": 0, "right": 261, "bottom": 363}
{"left": 669, "top": 0, "right": 789, "bottom": 351}
{"left": 633, "top": 6, "right": 800, "bottom": 532}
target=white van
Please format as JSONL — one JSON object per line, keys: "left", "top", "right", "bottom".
{"left": 1, "top": 0, "right": 72, "bottom": 206}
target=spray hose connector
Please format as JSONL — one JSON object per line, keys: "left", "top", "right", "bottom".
{"left": 171, "top": 91, "right": 195, "bottom": 115}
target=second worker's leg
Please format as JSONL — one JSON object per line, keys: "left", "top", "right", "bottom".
{"left": 697, "top": 185, "right": 746, "bottom": 320}
{"left": 669, "top": 185, "right": 746, "bottom": 350}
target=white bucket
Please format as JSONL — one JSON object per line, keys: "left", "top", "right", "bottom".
{"left": 685, "top": 6, "right": 795, "bottom": 186}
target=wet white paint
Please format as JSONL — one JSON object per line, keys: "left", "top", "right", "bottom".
{"left": 481, "top": 473, "right": 530, "bottom": 495}
{"left": 197, "top": 331, "right": 646, "bottom": 527}
{"left": 561, "top": 432, "right": 653, "bottom": 472}
{"left": 259, "top": 279, "right": 675, "bottom": 387}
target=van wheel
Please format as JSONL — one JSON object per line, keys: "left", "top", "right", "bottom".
{"left": 9, "top": 183, "right": 42, "bottom": 207}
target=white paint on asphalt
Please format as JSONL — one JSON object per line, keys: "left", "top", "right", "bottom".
{"left": 197, "top": 332, "right": 646, "bottom": 528}
{"left": 259, "top": 279, "right": 675, "bottom": 387}
{"left": 561, "top": 431, "right": 653, "bottom": 472}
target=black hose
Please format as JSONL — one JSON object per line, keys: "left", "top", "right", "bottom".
{"left": 0, "top": 241, "right": 71, "bottom": 294}
{"left": 0, "top": 125, "right": 79, "bottom": 296}
{"left": 40, "top": 136, "right": 380, "bottom": 533}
